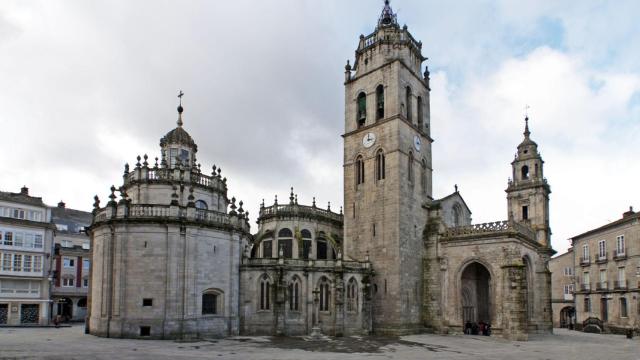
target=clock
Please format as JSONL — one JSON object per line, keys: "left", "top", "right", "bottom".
{"left": 413, "top": 135, "right": 422, "bottom": 152}
{"left": 362, "top": 132, "right": 376, "bottom": 148}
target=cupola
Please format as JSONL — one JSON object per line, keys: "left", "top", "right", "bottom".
{"left": 159, "top": 91, "right": 198, "bottom": 168}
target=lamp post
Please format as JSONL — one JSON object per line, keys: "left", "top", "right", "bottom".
{"left": 310, "top": 287, "right": 322, "bottom": 339}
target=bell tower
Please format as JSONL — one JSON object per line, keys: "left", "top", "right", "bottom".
{"left": 506, "top": 117, "right": 551, "bottom": 247}
{"left": 343, "top": 1, "right": 432, "bottom": 334}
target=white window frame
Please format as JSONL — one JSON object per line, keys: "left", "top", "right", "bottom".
{"left": 616, "top": 235, "right": 625, "bottom": 256}
{"left": 83, "top": 259, "right": 90, "bottom": 269}
{"left": 598, "top": 240, "right": 606, "bottom": 259}
{"left": 618, "top": 267, "right": 626, "bottom": 283}
{"left": 63, "top": 257, "right": 75, "bottom": 268}
{"left": 582, "top": 244, "right": 589, "bottom": 260}
{"left": 62, "top": 277, "right": 75, "bottom": 287}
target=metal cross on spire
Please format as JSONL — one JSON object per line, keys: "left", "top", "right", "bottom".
{"left": 523, "top": 104, "right": 531, "bottom": 138}
{"left": 177, "top": 90, "right": 184, "bottom": 127}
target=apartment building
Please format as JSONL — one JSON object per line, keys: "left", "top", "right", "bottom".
{"left": 549, "top": 249, "right": 576, "bottom": 328}
{"left": 0, "top": 187, "right": 55, "bottom": 325}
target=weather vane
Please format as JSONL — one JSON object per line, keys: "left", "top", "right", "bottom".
{"left": 178, "top": 90, "right": 184, "bottom": 106}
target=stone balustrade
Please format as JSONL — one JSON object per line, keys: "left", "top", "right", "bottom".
{"left": 125, "top": 167, "right": 226, "bottom": 193}
{"left": 444, "top": 220, "right": 536, "bottom": 242}
{"left": 92, "top": 203, "right": 249, "bottom": 232}
{"left": 258, "top": 203, "right": 343, "bottom": 225}
{"left": 242, "top": 257, "right": 370, "bottom": 270}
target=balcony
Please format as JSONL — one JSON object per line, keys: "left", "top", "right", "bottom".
{"left": 614, "top": 280, "right": 628, "bottom": 290}
{"left": 579, "top": 256, "right": 591, "bottom": 266}
{"left": 612, "top": 249, "right": 627, "bottom": 261}
{"left": 595, "top": 253, "right": 608, "bottom": 264}
{"left": 580, "top": 283, "right": 591, "bottom": 291}
{"left": 596, "top": 281, "right": 608, "bottom": 291}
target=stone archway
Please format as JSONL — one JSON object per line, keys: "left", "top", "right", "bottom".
{"left": 461, "top": 262, "right": 491, "bottom": 325}
{"left": 559, "top": 306, "right": 575, "bottom": 328}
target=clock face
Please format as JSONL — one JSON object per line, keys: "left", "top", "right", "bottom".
{"left": 413, "top": 135, "right": 422, "bottom": 152}
{"left": 362, "top": 132, "right": 376, "bottom": 148}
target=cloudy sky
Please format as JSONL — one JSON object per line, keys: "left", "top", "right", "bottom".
{"left": 1, "top": 1, "right": 638, "bottom": 254}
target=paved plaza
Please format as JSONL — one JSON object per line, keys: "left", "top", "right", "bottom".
{"left": 0, "top": 326, "right": 637, "bottom": 360}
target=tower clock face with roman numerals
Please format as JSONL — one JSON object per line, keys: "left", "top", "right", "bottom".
{"left": 362, "top": 132, "right": 376, "bottom": 148}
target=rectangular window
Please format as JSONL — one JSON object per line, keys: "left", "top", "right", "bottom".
{"left": 169, "top": 148, "right": 178, "bottom": 167}
{"left": 142, "top": 298, "right": 153, "bottom": 307}
{"left": 62, "top": 278, "right": 75, "bottom": 287}
{"left": 616, "top": 235, "right": 625, "bottom": 255}
{"left": 13, "top": 254, "right": 21, "bottom": 272}
{"left": 598, "top": 240, "right": 606, "bottom": 259}
{"left": 61, "top": 240, "right": 72, "bottom": 248}
{"left": 13, "top": 209, "right": 25, "bottom": 219}
{"left": 23, "top": 255, "right": 31, "bottom": 272}
{"left": 522, "top": 205, "right": 529, "bottom": 220}
{"left": 278, "top": 239, "right": 292, "bottom": 259}
{"left": 14, "top": 233, "right": 23, "bottom": 247}
{"left": 55, "top": 224, "right": 68, "bottom": 231}
{"left": 23, "top": 234, "right": 34, "bottom": 248}
{"left": 620, "top": 298, "right": 628, "bottom": 318}
{"left": 262, "top": 240, "right": 272, "bottom": 258}
{"left": 34, "top": 235, "right": 42, "bottom": 248}
{"left": 584, "top": 297, "right": 590, "bottom": 312}
{"left": 33, "top": 256, "right": 42, "bottom": 272}
{"left": 83, "top": 278, "right": 89, "bottom": 288}
{"left": 202, "top": 293, "right": 217, "bottom": 315}
{"left": 4, "top": 232, "right": 13, "bottom": 246}
{"left": 82, "top": 242, "right": 90, "bottom": 250}
{"left": 1, "top": 253, "right": 11, "bottom": 271}
{"left": 63, "top": 258, "right": 74, "bottom": 268}
{"left": 582, "top": 244, "right": 589, "bottom": 260}
{"left": 564, "top": 267, "right": 573, "bottom": 276}
{"left": 83, "top": 259, "right": 90, "bottom": 269}
{"left": 372, "top": 223, "right": 376, "bottom": 237}
{"left": 618, "top": 267, "right": 626, "bottom": 287}
{"left": 140, "top": 326, "right": 151, "bottom": 336}
{"left": 583, "top": 272, "right": 589, "bottom": 284}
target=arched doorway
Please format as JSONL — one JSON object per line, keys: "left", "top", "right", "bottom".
{"left": 461, "top": 262, "right": 491, "bottom": 326}
{"left": 56, "top": 298, "right": 73, "bottom": 322}
{"left": 559, "top": 306, "right": 575, "bottom": 329}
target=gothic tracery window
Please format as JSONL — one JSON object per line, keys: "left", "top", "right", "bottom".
{"left": 421, "top": 158, "right": 427, "bottom": 193}
{"left": 346, "top": 278, "right": 358, "bottom": 312}
{"left": 319, "top": 277, "right": 330, "bottom": 312}
{"left": 259, "top": 275, "right": 271, "bottom": 311}
{"left": 405, "top": 86, "right": 412, "bottom": 122}
{"left": 408, "top": 151, "right": 414, "bottom": 182}
{"left": 417, "top": 96, "right": 423, "bottom": 129}
{"left": 289, "top": 277, "right": 300, "bottom": 311}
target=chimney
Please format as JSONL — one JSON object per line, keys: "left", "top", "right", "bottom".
{"left": 20, "top": 186, "right": 29, "bottom": 195}
{"left": 623, "top": 206, "right": 634, "bottom": 218}
{"left": 58, "top": 201, "right": 66, "bottom": 209}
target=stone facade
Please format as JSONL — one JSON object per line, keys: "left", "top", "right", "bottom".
{"left": 88, "top": 107, "right": 251, "bottom": 339}
{"left": 0, "top": 187, "right": 55, "bottom": 326}
{"left": 570, "top": 208, "right": 639, "bottom": 334}
{"left": 87, "top": 1, "right": 553, "bottom": 340}
{"left": 549, "top": 249, "right": 575, "bottom": 328}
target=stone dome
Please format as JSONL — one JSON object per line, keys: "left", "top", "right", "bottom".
{"left": 159, "top": 126, "right": 198, "bottom": 152}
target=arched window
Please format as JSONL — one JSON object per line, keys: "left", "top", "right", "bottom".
{"left": 319, "top": 277, "right": 330, "bottom": 312}
{"left": 259, "top": 275, "right": 271, "bottom": 310}
{"left": 405, "top": 86, "right": 412, "bottom": 121}
{"left": 301, "top": 229, "right": 312, "bottom": 259}
{"left": 195, "top": 200, "right": 207, "bottom": 210}
{"left": 357, "top": 92, "right": 367, "bottom": 128}
{"left": 417, "top": 96, "right": 423, "bottom": 129}
{"left": 375, "top": 150, "right": 385, "bottom": 181}
{"left": 521, "top": 165, "right": 529, "bottom": 180}
{"left": 421, "top": 159, "right": 427, "bottom": 193}
{"left": 316, "top": 237, "right": 327, "bottom": 260}
{"left": 195, "top": 200, "right": 207, "bottom": 220}
{"left": 376, "top": 85, "right": 384, "bottom": 120}
{"left": 202, "top": 289, "right": 222, "bottom": 315}
{"left": 262, "top": 237, "right": 273, "bottom": 258}
{"left": 346, "top": 278, "right": 358, "bottom": 312}
{"left": 289, "top": 277, "right": 301, "bottom": 311}
{"left": 277, "top": 228, "right": 293, "bottom": 259}
{"left": 408, "top": 152, "right": 414, "bottom": 182}
{"left": 356, "top": 156, "right": 365, "bottom": 185}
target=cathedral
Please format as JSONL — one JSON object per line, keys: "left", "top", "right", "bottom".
{"left": 87, "top": 2, "right": 554, "bottom": 341}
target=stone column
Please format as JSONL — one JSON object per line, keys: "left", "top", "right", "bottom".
{"left": 422, "top": 210, "right": 444, "bottom": 332}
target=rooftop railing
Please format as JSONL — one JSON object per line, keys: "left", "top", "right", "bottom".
{"left": 125, "top": 166, "right": 226, "bottom": 193}
{"left": 259, "top": 203, "right": 343, "bottom": 224}
{"left": 443, "top": 220, "right": 536, "bottom": 241}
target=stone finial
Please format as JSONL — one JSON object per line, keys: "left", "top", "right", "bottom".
{"left": 238, "top": 200, "right": 245, "bottom": 218}
{"left": 212, "top": 165, "right": 217, "bottom": 176}
{"left": 327, "top": 201, "right": 331, "bottom": 211}
{"left": 312, "top": 197, "right": 316, "bottom": 208}
{"left": 295, "top": 194, "right": 298, "bottom": 205}
{"left": 229, "top": 197, "right": 237, "bottom": 215}
{"left": 93, "top": 195, "right": 100, "bottom": 210}
{"left": 340, "top": 206, "right": 343, "bottom": 215}
{"left": 222, "top": 177, "right": 227, "bottom": 184}
{"left": 161, "top": 153, "right": 167, "bottom": 168}
{"left": 143, "top": 154, "right": 149, "bottom": 167}
{"left": 454, "top": 184, "right": 458, "bottom": 193}
{"left": 118, "top": 186, "right": 127, "bottom": 205}
{"left": 217, "top": 168, "right": 222, "bottom": 178}
{"left": 345, "top": 60, "right": 351, "bottom": 71}
{"left": 124, "top": 163, "right": 129, "bottom": 175}
{"left": 108, "top": 185, "right": 117, "bottom": 206}
{"left": 274, "top": 195, "right": 278, "bottom": 206}
{"left": 289, "top": 187, "right": 295, "bottom": 204}
{"left": 154, "top": 157, "right": 159, "bottom": 169}
{"left": 197, "top": 163, "right": 201, "bottom": 173}
{"left": 135, "top": 155, "right": 141, "bottom": 168}
{"left": 260, "top": 199, "right": 265, "bottom": 208}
